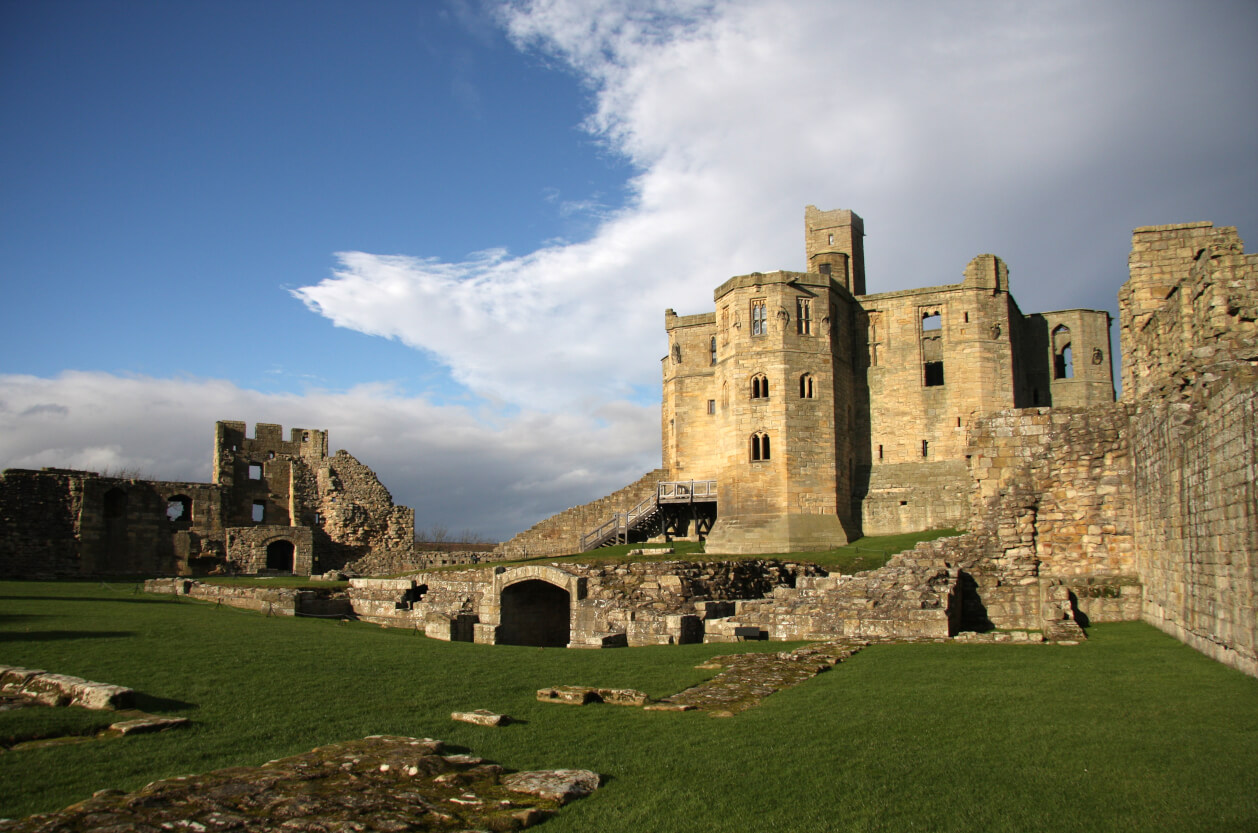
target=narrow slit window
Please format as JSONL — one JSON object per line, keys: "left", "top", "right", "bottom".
{"left": 707, "top": 399, "right": 716, "bottom": 415}
{"left": 921, "top": 440, "right": 929, "bottom": 458}
{"left": 710, "top": 336, "right": 717, "bottom": 365}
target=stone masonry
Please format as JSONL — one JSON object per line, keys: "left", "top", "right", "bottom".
{"left": 1, "top": 422, "right": 420, "bottom": 578}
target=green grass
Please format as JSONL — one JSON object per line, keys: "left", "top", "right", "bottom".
{"left": 489, "top": 529, "right": 962, "bottom": 573}
{"left": 1, "top": 581, "right": 1256, "bottom": 832}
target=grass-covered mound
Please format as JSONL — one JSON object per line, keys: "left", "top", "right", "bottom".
{"left": 486, "top": 528, "right": 962, "bottom": 573}
{"left": 1, "top": 580, "right": 1256, "bottom": 832}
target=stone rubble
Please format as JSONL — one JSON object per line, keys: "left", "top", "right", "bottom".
{"left": 0, "top": 735, "right": 600, "bottom": 832}
{"left": 450, "top": 709, "right": 511, "bottom": 727}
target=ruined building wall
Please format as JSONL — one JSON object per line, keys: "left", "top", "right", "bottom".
{"left": 964, "top": 406, "right": 1139, "bottom": 630}
{"left": 0, "top": 469, "right": 223, "bottom": 577}
{"left": 1122, "top": 222, "right": 1258, "bottom": 676}
{"left": 493, "top": 469, "right": 668, "bottom": 558}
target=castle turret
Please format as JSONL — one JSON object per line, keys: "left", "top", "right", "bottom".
{"left": 805, "top": 206, "right": 865, "bottom": 295}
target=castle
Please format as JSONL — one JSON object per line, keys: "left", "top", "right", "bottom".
{"left": 661, "top": 207, "right": 1115, "bottom": 553}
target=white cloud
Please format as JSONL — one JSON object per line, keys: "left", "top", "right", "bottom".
{"left": 295, "top": 0, "right": 1258, "bottom": 412}
{"left": 0, "top": 372, "right": 658, "bottom": 541}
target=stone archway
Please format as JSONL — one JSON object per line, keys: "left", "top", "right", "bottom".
{"left": 266, "top": 539, "right": 295, "bottom": 573}
{"left": 498, "top": 579, "right": 571, "bottom": 647}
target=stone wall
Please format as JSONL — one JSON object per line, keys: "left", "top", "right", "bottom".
{"left": 1, "top": 421, "right": 420, "bottom": 578}
{"left": 493, "top": 469, "right": 667, "bottom": 558}
{"left": 1121, "top": 221, "right": 1258, "bottom": 676}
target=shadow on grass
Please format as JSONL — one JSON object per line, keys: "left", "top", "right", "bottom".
{"left": 0, "top": 630, "right": 136, "bottom": 642}
{"left": 132, "top": 693, "right": 198, "bottom": 713}
{"left": 0, "top": 595, "right": 163, "bottom": 605}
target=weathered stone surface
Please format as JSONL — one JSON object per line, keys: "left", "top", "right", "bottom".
{"left": 500, "top": 769, "right": 601, "bottom": 805}
{"left": 536, "top": 686, "right": 648, "bottom": 707}
{"left": 108, "top": 716, "right": 190, "bottom": 736}
{"left": 0, "top": 666, "right": 134, "bottom": 711}
{"left": 451, "top": 709, "right": 511, "bottom": 727}
{"left": 654, "top": 642, "right": 860, "bottom": 715}
{"left": 0, "top": 736, "right": 599, "bottom": 832}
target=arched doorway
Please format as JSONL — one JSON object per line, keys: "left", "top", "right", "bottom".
{"left": 266, "top": 540, "right": 295, "bottom": 573}
{"left": 498, "top": 580, "right": 571, "bottom": 647}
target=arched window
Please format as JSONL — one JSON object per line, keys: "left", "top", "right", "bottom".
{"left": 1052, "top": 324, "right": 1073, "bottom": 379}
{"left": 750, "top": 432, "right": 771, "bottom": 462}
{"left": 750, "top": 373, "right": 769, "bottom": 400}
{"left": 799, "top": 373, "right": 815, "bottom": 399}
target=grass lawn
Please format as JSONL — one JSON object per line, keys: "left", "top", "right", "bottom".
{"left": 1, "top": 580, "right": 1256, "bottom": 831}
{"left": 478, "top": 528, "right": 963, "bottom": 574}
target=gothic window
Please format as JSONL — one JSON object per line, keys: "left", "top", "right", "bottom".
{"left": 922, "top": 311, "right": 942, "bottom": 331}
{"left": 1053, "top": 324, "right": 1073, "bottom": 379}
{"left": 750, "top": 373, "right": 769, "bottom": 400}
{"left": 797, "top": 298, "right": 812, "bottom": 334}
{"left": 799, "top": 373, "right": 815, "bottom": 398}
{"left": 750, "top": 432, "right": 771, "bottom": 462}
{"left": 751, "top": 299, "right": 767, "bottom": 336}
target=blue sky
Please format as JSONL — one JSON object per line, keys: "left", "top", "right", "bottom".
{"left": 3, "top": 0, "right": 1256, "bottom": 539}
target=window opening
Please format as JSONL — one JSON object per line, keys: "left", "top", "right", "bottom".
{"left": 268, "top": 451, "right": 275, "bottom": 460}
{"left": 878, "top": 444, "right": 883, "bottom": 460}
{"left": 302, "top": 432, "right": 309, "bottom": 442}
{"left": 248, "top": 463, "right": 262, "bottom": 480}
{"left": 707, "top": 399, "right": 716, "bottom": 415}
{"left": 797, "top": 298, "right": 812, "bottom": 334}
{"left": 750, "top": 433, "right": 771, "bottom": 462}
{"left": 166, "top": 495, "right": 191, "bottom": 523}
{"left": 924, "top": 361, "right": 945, "bottom": 387}
{"left": 252, "top": 502, "right": 266, "bottom": 523}
{"left": 721, "top": 382, "right": 729, "bottom": 408}
{"left": 922, "top": 311, "right": 942, "bottom": 331}
{"left": 751, "top": 300, "right": 767, "bottom": 336}
{"left": 964, "top": 311, "right": 970, "bottom": 323}
{"left": 710, "top": 336, "right": 717, "bottom": 365}
{"left": 956, "top": 417, "right": 962, "bottom": 428}
{"left": 799, "top": 373, "right": 815, "bottom": 399}
{"left": 828, "top": 233, "right": 834, "bottom": 245}
{"left": 921, "top": 440, "right": 929, "bottom": 458}
{"left": 751, "top": 374, "right": 769, "bottom": 400}
{"left": 1052, "top": 324, "right": 1073, "bottom": 379}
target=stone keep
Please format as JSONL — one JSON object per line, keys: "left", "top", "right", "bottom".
{"left": 663, "top": 207, "right": 1115, "bottom": 553}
